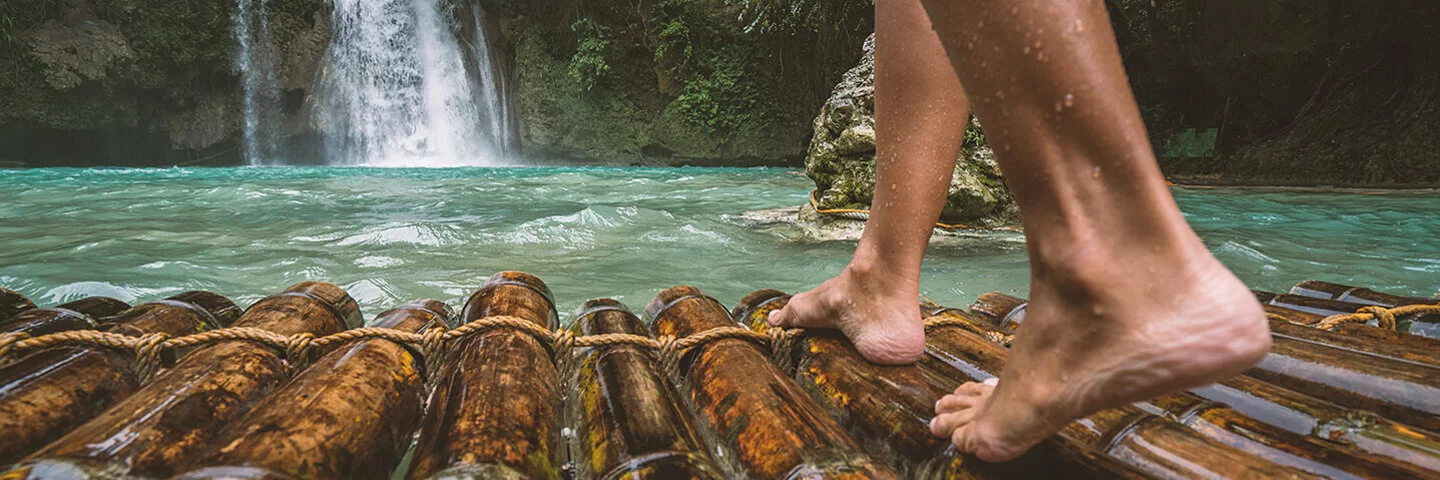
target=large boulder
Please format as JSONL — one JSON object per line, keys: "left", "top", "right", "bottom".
{"left": 804, "top": 35, "right": 1018, "bottom": 227}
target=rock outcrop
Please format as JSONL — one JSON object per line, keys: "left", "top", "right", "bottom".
{"left": 804, "top": 35, "right": 1018, "bottom": 227}
{"left": 0, "top": 0, "right": 328, "bottom": 167}
{"left": 480, "top": 0, "right": 872, "bottom": 165}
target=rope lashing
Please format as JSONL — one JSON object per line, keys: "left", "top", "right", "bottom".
{"left": 809, "top": 189, "right": 1020, "bottom": 231}
{"left": 0, "top": 312, "right": 1006, "bottom": 376}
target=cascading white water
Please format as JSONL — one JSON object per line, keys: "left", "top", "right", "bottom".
{"left": 234, "top": 0, "right": 515, "bottom": 166}
{"left": 234, "top": 0, "right": 282, "bottom": 166}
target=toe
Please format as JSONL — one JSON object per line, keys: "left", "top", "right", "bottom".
{"left": 935, "top": 393, "right": 981, "bottom": 413}
{"left": 768, "top": 292, "right": 833, "bottom": 329}
{"left": 953, "top": 381, "right": 995, "bottom": 397}
{"left": 929, "top": 408, "right": 978, "bottom": 437}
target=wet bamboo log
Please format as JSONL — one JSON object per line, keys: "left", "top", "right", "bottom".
{"left": 970, "top": 291, "right": 1440, "bottom": 432}
{"left": 1144, "top": 390, "right": 1436, "bottom": 478}
{"left": 0, "top": 291, "right": 240, "bottom": 466}
{"left": 0, "top": 288, "right": 36, "bottom": 323}
{"left": 0, "top": 296, "right": 131, "bottom": 337}
{"left": 735, "top": 290, "right": 1143, "bottom": 480}
{"left": 1260, "top": 302, "right": 1439, "bottom": 366}
{"left": 1262, "top": 290, "right": 1440, "bottom": 337}
{"left": 964, "top": 294, "right": 1440, "bottom": 472}
{"left": 4, "top": 282, "right": 357, "bottom": 479}
{"left": 571, "top": 299, "right": 724, "bottom": 480}
{"left": 646, "top": 286, "right": 897, "bottom": 480}
{"left": 1249, "top": 330, "right": 1440, "bottom": 432}
{"left": 1291, "top": 280, "right": 1440, "bottom": 308}
{"left": 965, "top": 292, "right": 1028, "bottom": 331}
{"left": 921, "top": 321, "right": 1321, "bottom": 479}
{"left": 178, "top": 299, "right": 454, "bottom": 480}
{"left": 407, "top": 272, "right": 563, "bottom": 480}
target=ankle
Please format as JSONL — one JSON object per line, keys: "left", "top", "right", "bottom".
{"left": 843, "top": 258, "right": 919, "bottom": 295}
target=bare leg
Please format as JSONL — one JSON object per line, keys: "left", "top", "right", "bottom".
{"left": 768, "top": 0, "right": 970, "bottom": 365}
{"left": 922, "top": 0, "right": 1270, "bottom": 461}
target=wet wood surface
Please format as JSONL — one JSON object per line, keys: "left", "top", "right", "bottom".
{"left": 0, "top": 291, "right": 238, "bottom": 466}
{"left": 1247, "top": 332, "right": 1440, "bottom": 432}
{"left": 922, "top": 318, "right": 1320, "bottom": 479}
{"left": 735, "top": 290, "right": 1141, "bottom": 480}
{"left": 0, "top": 297, "right": 131, "bottom": 337}
{"left": 1291, "top": 280, "right": 1440, "bottom": 308}
{"left": 181, "top": 300, "right": 454, "bottom": 480}
{"left": 0, "top": 288, "right": 36, "bottom": 323}
{"left": 1193, "top": 375, "right": 1440, "bottom": 473}
{"left": 571, "top": 298, "right": 724, "bottom": 480}
{"left": 647, "top": 286, "right": 898, "bottom": 480}
{"left": 1145, "top": 391, "right": 1435, "bottom": 478}
{"left": 1263, "top": 290, "right": 1439, "bottom": 337}
{"left": 1264, "top": 306, "right": 1439, "bottom": 366}
{"left": 965, "top": 292, "right": 1028, "bottom": 331}
{"left": 407, "top": 272, "right": 563, "bottom": 480}
{"left": 3, "top": 282, "right": 356, "bottom": 479}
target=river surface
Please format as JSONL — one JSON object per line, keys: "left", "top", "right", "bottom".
{"left": 1, "top": 167, "right": 1436, "bottom": 324}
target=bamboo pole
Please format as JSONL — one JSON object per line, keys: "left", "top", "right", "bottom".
{"left": 3, "top": 282, "right": 357, "bottom": 479}
{"left": 179, "top": 299, "right": 454, "bottom": 480}
{"left": 0, "top": 296, "right": 131, "bottom": 337}
{"left": 0, "top": 288, "right": 36, "bottom": 323}
{"left": 965, "top": 292, "right": 1027, "bottom": 331}
{"left": 1291, "top": 280, "right": 1440, "bottom": 308}
{"left": 734, "top": 290, "right": 1144, "bottom": 480}
{"left": 406, "top": 272, "right": 563, "bottom": 480}
{"left": 1260, "top": 303, "right": 1438, "bottom": 366}
{"left": 646, "top": 286, "right": 897, "bottom": 480}
{"left": 0, "top": 291, "right": 239, "bottom": 465}
{"left": 570, "top": 299, "right": 724, "bottom": 480}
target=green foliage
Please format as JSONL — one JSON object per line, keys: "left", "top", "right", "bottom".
{"left": 964, "top": 117, "right": 986, "bottom": 147}
{"left": 648, "top": 0, "right": 774, "bottom": 133}
{"left": 567, "top": 17, "right": 611, "bottom": 91}
{"left": 728, "top": 0, "right": 872, "bottom": 34}
{"left": 670, "top": 46, "right": 768, "bottom": 133}
{"left": 1, "top": 14, "right": 14, "bottom": 44}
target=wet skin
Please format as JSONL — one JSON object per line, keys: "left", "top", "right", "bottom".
{"left": 770, "top": 0, "right": 1269, "bottom": 462}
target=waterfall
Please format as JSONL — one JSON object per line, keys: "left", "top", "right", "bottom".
{"left": 234, "top": 0, "right": 516, "bottom": 166}
{"left": 234, "top": 0, "right": 282, "bottom": 166}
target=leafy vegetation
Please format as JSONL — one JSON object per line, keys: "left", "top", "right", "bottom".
{"left": 649, "top": 0, "right": 774, "bottom": 133}
{"left": 567, "top": 18, "right": 611, "bottom": 91}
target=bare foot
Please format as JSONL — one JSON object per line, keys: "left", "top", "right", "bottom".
{"left": 768, "top": 265, "right": 926, "bottom": 365}
{"left": 929, "top": 245, "right": 1270, "bottom": 462}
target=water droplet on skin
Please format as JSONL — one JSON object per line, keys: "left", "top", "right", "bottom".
{"left": 1092, "top": 166, "right": 1101, "bottom": 178}
{"left": 1075, "top": 19, "right": 1085, "bottom": 33}
{"left": 1064, "top": 93, "right": 1075, "bottom": 107}
{"left": 1054, "top": 102, "right": 1063, "bottom": 113}
{"left": 1023, "top": 46, "right": 1031, "bottom": 55}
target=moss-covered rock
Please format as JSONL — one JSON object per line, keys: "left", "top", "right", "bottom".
{"left": 805, "top": 35, "right": 1018, "bottom": 227}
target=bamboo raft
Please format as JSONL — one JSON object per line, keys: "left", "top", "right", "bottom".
{"left": 0, "top": 275, "right": 1436, "bottom": 479}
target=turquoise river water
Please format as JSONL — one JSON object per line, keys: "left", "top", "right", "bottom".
{"left": 1, "top": 167, "right": 1436, "bottom": 324}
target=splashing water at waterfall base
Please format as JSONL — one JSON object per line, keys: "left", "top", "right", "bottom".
{"left": 235, "top": 0, "right": 514, "bottom": 166}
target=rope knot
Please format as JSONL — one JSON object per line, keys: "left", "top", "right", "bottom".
{"left": 420, "top": 326, "right": 448, "bottom": 362}
{"left": 551, "top": 329, "right": 577, "bottom": 365}
{"left": 1358, "top": 305, "right": 1398, "bottom": 330}
{"left": 134, "top": 333, "right": 170, "bottom": 383}
{"left": 285, "top": 332, "right": 316, "bottom": 364}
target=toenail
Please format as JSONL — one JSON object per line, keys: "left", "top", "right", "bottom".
{"left": 767, "top": 311, "right": 780, "bottom": 325}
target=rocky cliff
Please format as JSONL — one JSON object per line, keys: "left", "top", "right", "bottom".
{"left": 0, "top": 0, "right": 328, "bottom": 167}
{"left": 479, "top": 0, "right": 872, "bottom": 165}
